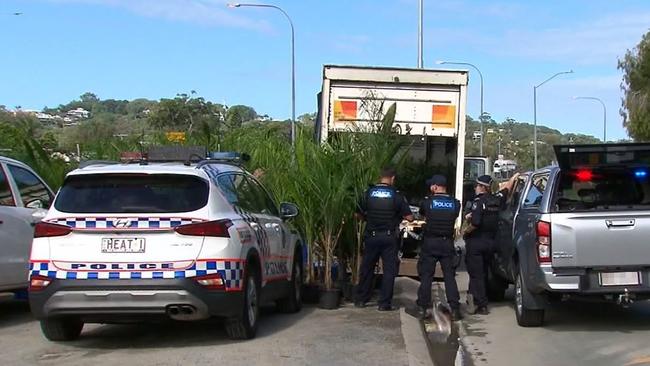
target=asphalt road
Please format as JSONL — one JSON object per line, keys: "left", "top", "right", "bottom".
{"left": 0, "top": 298, "right": 408, "bottom": 366}
{"left": 457, "top": 272, "right": 650, "bottom": 366}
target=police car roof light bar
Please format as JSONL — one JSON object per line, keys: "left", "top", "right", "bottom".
{"left": 197, "top": 152, "right": 251, "bottom": 168}
{"left": 146, "top": 146, "right": 207, "bottom": 164}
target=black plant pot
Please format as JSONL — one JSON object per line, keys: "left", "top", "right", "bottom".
{"left": 319, "top": 288, "right": 341, "bottom": 310}
{"left": 302, "top": 284, "right": 321, "bottom": 304}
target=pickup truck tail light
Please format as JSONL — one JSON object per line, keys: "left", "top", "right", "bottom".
{"left": 536, "top": 220, "right": 551, "bottom": 263}
{"left": 174, "top": 219, "right": 232, "bottom": 237}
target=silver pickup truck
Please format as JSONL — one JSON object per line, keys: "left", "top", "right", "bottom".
{"left": 0, "top": 156, "right": 53, "bottom": 294}
{"left": 489, "top": 143, "right": 650, "bottom": 327}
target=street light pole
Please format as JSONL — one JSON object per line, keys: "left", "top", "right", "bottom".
{"left": 227, "top": 3, "right": 296, "bottom": 151}
{"left": 417, "top": 0, "right": 423, "bottom": 68}
{"left": 573, "top": 96, "right": 607, "bottom": 143}
{"left": 437, "top": 60, "right": 484, "bottom": 155}
{"left": 533, "top": 70, "right": 573, "bottom": 170}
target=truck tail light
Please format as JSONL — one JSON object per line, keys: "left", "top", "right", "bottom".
{"left": 29, "top": 275, "right": 52, "bottom": 291}
{"left": 194, "top": 274, "right": 225, "bottom": 290}
{"left": 34, "top": 222, "right": 72, "bottom": 238}
{"left": 174, "top": 219, "right": 232, "bottom": 237}
{"left": 536, "top": 220, "right": 551, "bottom": 263}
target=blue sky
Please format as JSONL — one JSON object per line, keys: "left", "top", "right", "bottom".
{"left": 1, "top": 0, "right": 649, "bottom": 140}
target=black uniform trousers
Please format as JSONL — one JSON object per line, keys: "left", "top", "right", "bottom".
{"left": 356, "top": 232, "right": 398, "bottom": 307}
{"left": 465, "top": 235, "right": 494, "bottom": 308}
{"left": 416, "top": 236, "right": 460, "bottom": 310}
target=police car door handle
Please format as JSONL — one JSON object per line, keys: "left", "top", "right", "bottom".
{"left": 250, "top": 222, "right": 260, "bottom": 230}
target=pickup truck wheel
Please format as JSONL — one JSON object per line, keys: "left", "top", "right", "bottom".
{"left": 225, "top": 265, "right": 260, "bottom": 340}
{"left": 277, "top": 254, "right": 303, "bottom": 313}
{"left": 515, "top": 271, "right": 545, "bottom": 327}
{"left": 40, "top": 317, "right": 84, "bottom": 341}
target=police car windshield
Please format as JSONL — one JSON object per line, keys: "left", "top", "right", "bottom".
{"left": 555, "top": 167, "right": 650, "bottom": 212}
{"left": 54, "top": 174, "right": 209, "bottom": 214}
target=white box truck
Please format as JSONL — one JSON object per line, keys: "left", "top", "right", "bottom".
{"left": 315, "top": 65, "right": 473, "bottom": 275}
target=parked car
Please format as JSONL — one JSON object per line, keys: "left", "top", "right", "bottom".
{"left": 0, "top": 156, "right": 54, "bottom": 294}
{"left": 489, "top": 143, "right": 650, "bottom": 327}
{"left": 29, "top": 151, "right": 303, "bottom": 341}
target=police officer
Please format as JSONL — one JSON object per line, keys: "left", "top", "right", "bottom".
{"left": 415, "top": 175, "right": 462, "bottom": 321}
{"left": 356, "top": 167, "right": 414, "bottom": 311}
{"left": 464, "top": 174, "right": 517, "bottom": 315}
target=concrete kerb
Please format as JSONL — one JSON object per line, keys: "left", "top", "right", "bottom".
{"left": 395, "top": 277, "right": 435, "bottom": 366}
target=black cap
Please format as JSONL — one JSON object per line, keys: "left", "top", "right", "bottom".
{"left": 426, "top": 174, "right": 447, "bottom": 187}
{"left": 476, "top": 175, "right": 493, "bottom": 187}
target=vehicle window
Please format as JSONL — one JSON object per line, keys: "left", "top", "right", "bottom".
{"left": 54, "top": 174, "right": 208, "bottom": 213}
{"left": 216, "top": 174, "right": 239, "bottom": 206}
{"left": 229, "top": 174, "right": 260, "bottom": 213}
{"left": 509, "top": 177, "right": 528, "bottom": 210}
{"left": 7, "top": 165, "right": 52, "bottom": 208}
{"left": 523, "top": 174, "right": 548, "bottom": 208}
{"left": 0, "top": 167, "right": 15, "bottom": 206}
{"left": 246, "top": 176, "right": 279, "bottom": 216}
{"left": 555, "top": 167, "right": 650, "bottom": 212}
{"left": 464, "top": 159, "right": 485, "bottom": 181}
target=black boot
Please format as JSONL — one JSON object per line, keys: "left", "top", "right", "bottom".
{"left": 474, "top": 306, "right": 489, "bottom": 315}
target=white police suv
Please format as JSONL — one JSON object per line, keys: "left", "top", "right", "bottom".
{"left": 29, "top": 150, "right": 303, "bottom": 341}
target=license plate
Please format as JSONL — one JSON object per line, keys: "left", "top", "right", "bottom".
{"left": 101, "top": 238, "right": 146, "bottom": 253}
{"left": 599, "top": 272, "right": 640, "bottom": 286}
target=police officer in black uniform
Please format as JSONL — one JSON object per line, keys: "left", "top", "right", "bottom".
{"left": 415, "top": 175, "right": 462, "bottom": 321}
{"left": 464, "top": 174, "right": 516, "bottom": 315}
{"left": 356, "top": 167, "right": 414, "bottom": 311}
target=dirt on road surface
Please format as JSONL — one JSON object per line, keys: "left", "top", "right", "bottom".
{"left": 0, "top": 298, "right": 409, "bottom": 366}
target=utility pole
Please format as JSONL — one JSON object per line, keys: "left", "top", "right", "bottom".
{"left": 417, "top": 0, "right": 423, "bottom": 68}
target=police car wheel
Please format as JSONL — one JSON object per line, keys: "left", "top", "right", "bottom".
{"left": 225, "top": 265, "right": 260, "bottom": 340}
{"left": 277, "top": 253, "right": 303, "bottom": 313}
{"left": 40, "top": 317, "right": 84, "bottom": 341}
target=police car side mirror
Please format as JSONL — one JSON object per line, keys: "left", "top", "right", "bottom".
{"left": 280, "top": 202, "right": 299, "bottom": 220}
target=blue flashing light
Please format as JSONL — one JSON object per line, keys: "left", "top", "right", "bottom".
{"left": 634, "top": 170, "right": 648, "bottom": 178}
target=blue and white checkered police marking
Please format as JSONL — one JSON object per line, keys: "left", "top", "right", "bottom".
{"left": 30, "top": 260, "right": 244, "bottom": 290}
{"left": 48, "top": 217, "right": 203, "bottom": 230}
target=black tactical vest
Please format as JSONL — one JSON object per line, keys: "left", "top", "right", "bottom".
{"left": 424, "top": 195, "right": 459, "bottom": 237}
{"left": 480, "top": 194, "right": 501, "bottom": 233}
{"left": 365, "top": 185, "right": 399, "bottom": 232}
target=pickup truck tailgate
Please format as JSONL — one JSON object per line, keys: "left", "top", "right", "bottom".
{"left": 551, "top": 212, "right": 650, "bottom": 268}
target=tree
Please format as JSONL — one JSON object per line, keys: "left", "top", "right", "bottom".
{"left": 298, "top": 112, "right": 316, "bottom": 125}
{"left": 80, "top": 92, "right": 100, "bottom": 104}
{"left": 225, "top": 105, "right": 258, "bottom": 128}
{"left": 126, "top": 98, "right": 157, "bottom": 117}
{"left": 619, "top": 30, "right": 650, "bottom": 140}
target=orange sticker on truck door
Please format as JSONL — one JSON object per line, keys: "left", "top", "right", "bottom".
{"left": 334, "top": 100, "right": 357, "bottom": 122}
{"left": 432, "top": 105, "right": 456, "bottom": 128}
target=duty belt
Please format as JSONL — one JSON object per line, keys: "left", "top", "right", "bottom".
{"left": 370, "top": 230, "right": 394, "bottom": 237}
{"left": 425, "top": 234, "right": 453, "bottom": 240}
